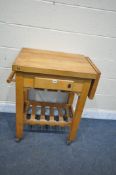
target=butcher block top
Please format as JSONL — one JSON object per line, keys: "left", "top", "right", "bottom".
{"left": 12, "top": 48, "right": 101, "bottom": 98}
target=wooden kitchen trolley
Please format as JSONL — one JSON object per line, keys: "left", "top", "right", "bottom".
{"left": 7, "top": 48, "right": 100, "bottom": 144}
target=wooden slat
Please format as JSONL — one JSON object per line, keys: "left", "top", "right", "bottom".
{"left": 68, "top": 92, "right": 74, "bottom": 105}
{"left": 67, "top": 92, "right": 74, "bottom": 115}
{"left": 24, "top": 119, "right": 71, "bottom": 127}
{"left": 24, "top": 88, "right": 29, "bottom": 104}
{"left": 24, "top": 88, "right": 30, "bottom": 118}
{"left": 29, "top": 101, "right": 69, "bottom": 108}
{"left": 50, "top": 107, "right": 54, "bottom": 121}
{"left": 69, "top": 106, "right": 73, "bottom": 119}
{"left": 58, "top": 107, "right": 63, "bottom": 122}
{"left": 31, "top": 105, "right": 35, "bottom": 120}
{"left": 41, "top": 106, "right": 45, "bottom": 120}
{"left": 65, "top": 107, "right": 70, "bottom": 119}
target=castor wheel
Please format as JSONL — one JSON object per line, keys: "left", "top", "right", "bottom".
{"left": 15, "top": 138, "right": 22, "bottom": 142}
{"left": 66, "top": 139, "right": 72, "bottom": 145}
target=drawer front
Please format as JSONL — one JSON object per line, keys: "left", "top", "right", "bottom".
{"left": 24, "top": 76, "right": 84, "bottom": 92}
{"left": 34, "top": 77, "right": 83, "bottom": 92}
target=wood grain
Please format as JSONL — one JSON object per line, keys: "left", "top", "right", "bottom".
{"left": 16, "top": 72, "right": 24, "bottom": 140}
{"left": 10, "top": 48, "right": 101, "bottom": 142}
{"left": 13, "top": 48, "right": 97, "bottom": 79}
{"left": 68, "top": 80, "right": 91, "bottom": 141}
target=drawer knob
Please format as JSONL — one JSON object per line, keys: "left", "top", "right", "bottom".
{"left": 68, "top": 84, "right": 72, "bottom": 88}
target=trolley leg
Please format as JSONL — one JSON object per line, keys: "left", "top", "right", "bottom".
{"left": 15, "top": 73, "right": 24, "bottom": 141}
{"left": 67, "top": 80, "right": 91, "bottom": 143}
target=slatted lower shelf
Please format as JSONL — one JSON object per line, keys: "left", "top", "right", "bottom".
{"left": 24, "top": 101, "right": 73, "bottom": 127}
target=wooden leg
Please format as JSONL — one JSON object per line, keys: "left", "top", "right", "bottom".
{"left": 24, "top": 88, "right": 29, "bottom": 102}
{"left": 16, "top": 73, "right": 24, "bottom": 141}
{"left": 67, "top": 92, "right": 75, "bottom": 116}
{"left": 67, "top": 80, "right": 91, "bottom": 142}
{"left": 24, "top": 88, "right": 30, "bottom": 111}
{"left": 68, "top": 92, "right": 74, "bottom": 105}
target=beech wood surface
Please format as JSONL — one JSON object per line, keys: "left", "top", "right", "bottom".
{"left": 12, "top": 48, "right": 100, "bottom": 98}
{"left": 7, "top": 48, "right": 101, "bottom": 143}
